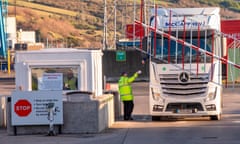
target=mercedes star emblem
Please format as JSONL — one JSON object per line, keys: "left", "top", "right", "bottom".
{"left": 179, "top": 72, "right": 189, "bottom": 83}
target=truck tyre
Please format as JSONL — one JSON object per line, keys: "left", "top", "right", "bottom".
{"left": 152, "top": 116, "right": 160, "bottom": 121}
{"left": 210, "top": 114, "right": 221, "bottom": 120}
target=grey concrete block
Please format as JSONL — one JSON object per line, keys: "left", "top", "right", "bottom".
{"left": 7, "top": 94, "right": 114, "bottom": 135}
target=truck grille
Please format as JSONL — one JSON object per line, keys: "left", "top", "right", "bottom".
{"left": 166, "top": 102, "right": 204, "bottom": 111}
{"left": 159, "top": 73, "right": 209, "bottom": 96}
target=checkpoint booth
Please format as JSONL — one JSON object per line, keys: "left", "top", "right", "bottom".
{"left": 7, "top": 48, "right": 114, "bottom": 135}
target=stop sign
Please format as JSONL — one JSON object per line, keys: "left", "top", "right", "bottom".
{"left": 14, "top": 99, "right": 32, "bottom": 117}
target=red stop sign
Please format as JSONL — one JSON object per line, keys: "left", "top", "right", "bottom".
{"left": 14, "top": 99, "right": 32, "bottom": 117}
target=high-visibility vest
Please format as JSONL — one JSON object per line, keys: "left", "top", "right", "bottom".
{"left": 64, "top": 77, "right": 77, "bottom": 90}
{"left": 118, "top": 73, "right": 138, "bottom": 101}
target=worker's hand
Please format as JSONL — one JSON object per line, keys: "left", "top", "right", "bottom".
{"left": 137, "top": 70, "right": 142, "bottom": 74}
{"left": 64, "top": 83, "right": 69, "bottom": 88}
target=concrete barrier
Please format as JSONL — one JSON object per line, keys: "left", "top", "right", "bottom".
{"left": 6, "top": 93, "right": 114, "bottom": 135}
{"left": 104, "top": 90, "right": 122, "bottom": 120}
{"left": 62, "top": 93, "right": 114, "bottom": 133}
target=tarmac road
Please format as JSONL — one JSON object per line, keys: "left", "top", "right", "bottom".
{"left": 1, "top": 78, "right": 240, "bottom": 144}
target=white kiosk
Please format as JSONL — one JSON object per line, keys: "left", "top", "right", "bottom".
{"left": 8, "top": 48, "right": 114, "bottom": 135}
{"left": 15, "top": 48, "right": 103, "bottom": 96}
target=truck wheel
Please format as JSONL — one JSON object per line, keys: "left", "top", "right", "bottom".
{"left": 152, "top": 116, "right": 160, "bottom": 121}
{"left": 210, "top": 114, "right": 221, "bottom": 120}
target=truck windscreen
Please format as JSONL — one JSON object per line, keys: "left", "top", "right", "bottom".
{"left": 151, "top": 36, "right": 212, "bottom": 63}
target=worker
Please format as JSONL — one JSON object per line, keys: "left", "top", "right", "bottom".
{"left": 64, "top": 70, "right": 78, "bottom": 90}
{"left": 118, "top": 70, "right": 142, "bottom": 120}
{"left": 32, "top": 73, "right": 38, "bottom": 90}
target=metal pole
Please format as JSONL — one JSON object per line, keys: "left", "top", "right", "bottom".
{"left": 168, "top": 10, "right": 172, "bottom": 63}
{"left": 140, "top": 0, "right": 144, "bottom": 50}
{"left": 7, "top": 49, "right": 10, "bottom": 74}
{"left": 133, "top": 0, "right": 136, "bottom": 48}
{"left": 103, "top": 0, "right": 107, "bottom": 50}
{"left": 154, "top": 4, "right": 157, "bottom": 57}
{"left": 182, "top": 16, "right": 186, "bottom": 70}
{"left": 197, "top": 23, "right": 200, "bottom": 76}
{"left": 114, "top": 0, "right": 116, "bottom": 50}
{"left": 135, "top": 20, "right": 240, "bottom": 70}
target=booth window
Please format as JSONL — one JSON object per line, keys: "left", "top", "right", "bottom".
{"left": 31, "top": 67, "right": 78, "bottom": 91}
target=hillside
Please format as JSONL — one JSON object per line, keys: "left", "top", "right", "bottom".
{"left": 7, "top": 0, "right": 240, "bottom": 48}
{"left": 8, "top": 0, "right": 104, "bottom": 48}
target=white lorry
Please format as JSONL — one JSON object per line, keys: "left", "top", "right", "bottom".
{"left": 147, "top": 7, "right": 223, "bottom": 120}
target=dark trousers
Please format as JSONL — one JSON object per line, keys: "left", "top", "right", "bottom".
{"left": 123, "top": 101, "right": 134, "bottom": 120}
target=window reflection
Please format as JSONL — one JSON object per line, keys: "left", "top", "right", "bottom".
{"left": 151, "top": 32, "right": 213, "bottom": 64}
{"left": 31, "top": 67, "right": 78, "bottom": 91}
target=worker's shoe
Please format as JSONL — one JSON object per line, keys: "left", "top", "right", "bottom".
{"left": 124, "top": 117, "right": 129, "bottom": 121}
{"left": 124, "top": 116, "right": 134, "bottom": 121}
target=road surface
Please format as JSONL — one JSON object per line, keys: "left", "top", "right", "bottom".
{"left": 1, "top": 79, "right": 240, "bottom": 144}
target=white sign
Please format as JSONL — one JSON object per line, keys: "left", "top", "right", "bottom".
{"left": 151, "top": 16, "right": 208, "bottom": 29}
{"left": 11, "top": 91, "right": 63, "bottom": 126}
{"left": 38, "top": 73, "right": 63, "bottom": 90}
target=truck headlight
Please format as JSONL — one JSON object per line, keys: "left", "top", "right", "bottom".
{"left": 206, "top": 87, "right": 217, "bottom": 101}
{"left": 205, "top": 104, "right": 216, "bottom": 111}
{"left": 151, "top": 88, "right": 165, "bottom": 102}
{"left": 152, "top": 92, "right": 161, "bottom": 101}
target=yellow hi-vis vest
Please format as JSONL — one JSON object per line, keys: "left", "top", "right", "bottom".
{"left": 118, "top": 73, "right": 138, "bottom": 101}
{"left": 65, "top": 77, "right": 77, "bottom": 90}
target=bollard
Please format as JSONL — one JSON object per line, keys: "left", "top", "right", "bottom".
{"left": 47, "top": 102, "right": 56, "bottom": 136}
{"left": 105, "top": 83, "right": 111, "bottom": 90}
